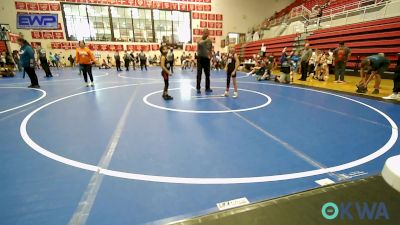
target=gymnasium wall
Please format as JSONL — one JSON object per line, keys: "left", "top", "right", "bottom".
{"left": 0, "top": 0, "right": 293, "bottom": 63}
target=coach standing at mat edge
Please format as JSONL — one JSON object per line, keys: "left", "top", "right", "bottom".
{"left": 196, "top": 29, "right": 213, "bottom": 94}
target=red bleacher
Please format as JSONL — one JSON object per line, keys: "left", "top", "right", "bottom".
{"left": 235, "top": 34, "right": 299, "bottom": 59}
{"left": 307, "top": 16, "right": 400, "bottom": 70}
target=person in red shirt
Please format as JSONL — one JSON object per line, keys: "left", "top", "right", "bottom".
{"left": 76, "top": 41, "right": 96, "bottom": 87}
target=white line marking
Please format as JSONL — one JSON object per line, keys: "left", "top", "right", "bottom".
{"left": 20, "top": 82, "right": 398, "bottom": 184}
{"left": 211, "top": 98, "right": 341, "bottom": 180}
{"left": 0, "top": 73, "right": 109, "bottom": 86}
{"left": 143, "top": 87, "right": 272, "bottom": 114}
{"left": 0, "top": 87, "right": 46, "bottom": 114}
{"left": 68, "top": 86, "right": 137, "bottom": 225}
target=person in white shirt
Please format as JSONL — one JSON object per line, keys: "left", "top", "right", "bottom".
{"left": 253, "top": 30, "right": 260, "bottom": 41}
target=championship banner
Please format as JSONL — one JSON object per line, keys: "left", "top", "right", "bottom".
{"left": 49, "top": 3, "right": 61, "bottom": 11}
{"left": 171, "top": 2, "right": 178, "bottom": 10}
{"left": 126, "top": 45, "right": 135, "bottom": 51}
{"left": 100, "top": 44, "right": 108, "bottom": 51}
{"left": 134, "top": 45, "right": 142, "bottom": 51}
{"left": 42, "top": 31, "right": 54, "bottom": 39}
{"left": 115, "top": 45, "right": 124, "bottom": 51}
{"left": 208, "top": 14, "right": 215, "bottom": 20}
{"left": 26, "top": 2, "right": 38, "bottom": 11}
{"left": 162, "top": 2, "right": 171, "bottom": 9}
{"left": 31, "top": 31, "right": 42, "bottom": 39}
{"left": 179, "top": 3, "right": 188, "bottom": 11}
{"left": 200, "top": 21, "right": 207, "bottom": 28}
{"left": 203, "top": 4, "right": 211, "bottom": 11}
{"left": 151, "top": 44, "right": 159, "bottom": 51}
{"left": 200, "top": 13, "right": 207, "bottom": 20}
{"left": 61, "top": 42, "right": 71, "bottom": 49}
{"left": 209, "top": 29, "right": 215, "bottom": 36}
{"left": 38, "top": 3, "right": 50, "bottom": 11}
{"left": 108, "top": 45, "right": 116, "bottom": 51}
{"left": 188, "top": 4, "right": 196, "bottom": 11}
{"left": 9, "top": 33, "right": 20, "bottom": 43}
{"left": 195, "top": 4, "right": 203, "bottom": 11}
{"left": 70, "top": 42, "right": 79, "bottom": 49}
{"left": 53, "top": 32, "right": 64, "bottom": 39}
{"left": 192, "top": 12, "right": 200, "bottom": 19}
{"left": 15, "top": 2, "right": 27, "bottom": 10}
{"left": 152, "top": 1, "right": 162, "bottom": 9}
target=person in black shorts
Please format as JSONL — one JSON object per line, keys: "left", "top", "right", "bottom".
{"left": 160, "top": 45, "right": 173, "bottom": 100}
{"left": 222, "top": 47, "right": 240, "bottom": 98}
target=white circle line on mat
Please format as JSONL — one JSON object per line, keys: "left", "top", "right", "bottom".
{"left": 0, "top": 87, "right": 46, "bottom": 114}
{"left": 20, "top": 82, "right": 398, "bottom": 184}
{"left": 143, "top": 87, "right": 272, "bottom": 114}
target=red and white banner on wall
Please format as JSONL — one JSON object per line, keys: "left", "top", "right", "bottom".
{"left": 185, "top": 45, "right": 197, "bottom": 52}
{"left": 9, "top": 33, "right": 21, "bottom": 43}
{"left": 38, "top": 3, "right": 50, "bottom": 11}
{"left": 15, "top": 2, "right": 26, "bottom": 10}
{"left": 32, "top": 31, "right": 64, "bottom": 39}
{"left": 193, "top": 36, "right": 215, "bottom": 43}
{"left": 126, "top": 44, "right": 159, "bottom": 52}
{"left": 42, "top": 31, "right": 54, "bottom": 39}
{"left": 208, "top": 22, "right": 215, "bottom": 29}
{"left": 21, "top": 0, "right": 213, "bottom": 11}
{"left": 151, "top": 44, "right": 160, "bottom": 51}
{"left": 200, "top": 21, "right": 207, "bottom": 28}
{"left": 193, "top": 13, "right": 223, "bottom": 21}
{"left": 31, "top": 31, "right": 43, "bottom": 39}
{"left": 53, "top": 32, "right": 64, "bottom": 39}
{"left": 193, "top": 28, "right": 222, "bottom": 37}
{"left": 207, "top": 14, "right": 215, "bottom": 20}
{"left": 192, "top": 12, "right": 200, "bottom": 19}
{"left": 15, "top": 1, "right": 61, "bottom": 11}
{"left": 61, "top": 42, "right": 71, "bottom": 50}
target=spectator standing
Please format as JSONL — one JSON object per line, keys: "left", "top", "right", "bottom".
{"left": 114, "top": 51, "right": 122, "bottom": 72}
{"left": 18, "top": 38, "right": 39, "bottom": 88}
{"left": 333, "top": 41, "right": 351, "bottom": 83}
{"left": 37, "top": 44, "right": 52, "bottom": 77}
{"left": 299, "top": 43, "right": 312, "bottom": 81}
{"left": 139, "top": 50, "right": 147, "bottom": 71}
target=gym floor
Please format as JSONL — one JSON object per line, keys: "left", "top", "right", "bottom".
{"left": 0, "top": 67, "right": 399, "bottom": 225}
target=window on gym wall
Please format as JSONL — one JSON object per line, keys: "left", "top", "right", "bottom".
{"left": 62, "top": 4, "right": 191, "bottom": 43}
{"left": 110, "top": 7, "right": 134, "bottom": 42}
{"left": 87, "top": 5, "right": 112, "bottom": 41}
{"left": 153, "top": 10, "right": 173, "bottom": 44}
{"left": 63, "top": 4, "right": 91, "bottom": 41}
{"left": 173, "top": 11, "right": 191, "bottom": 43}
{"left": 132, "top": 8, "right": 154, "bottom": 42}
